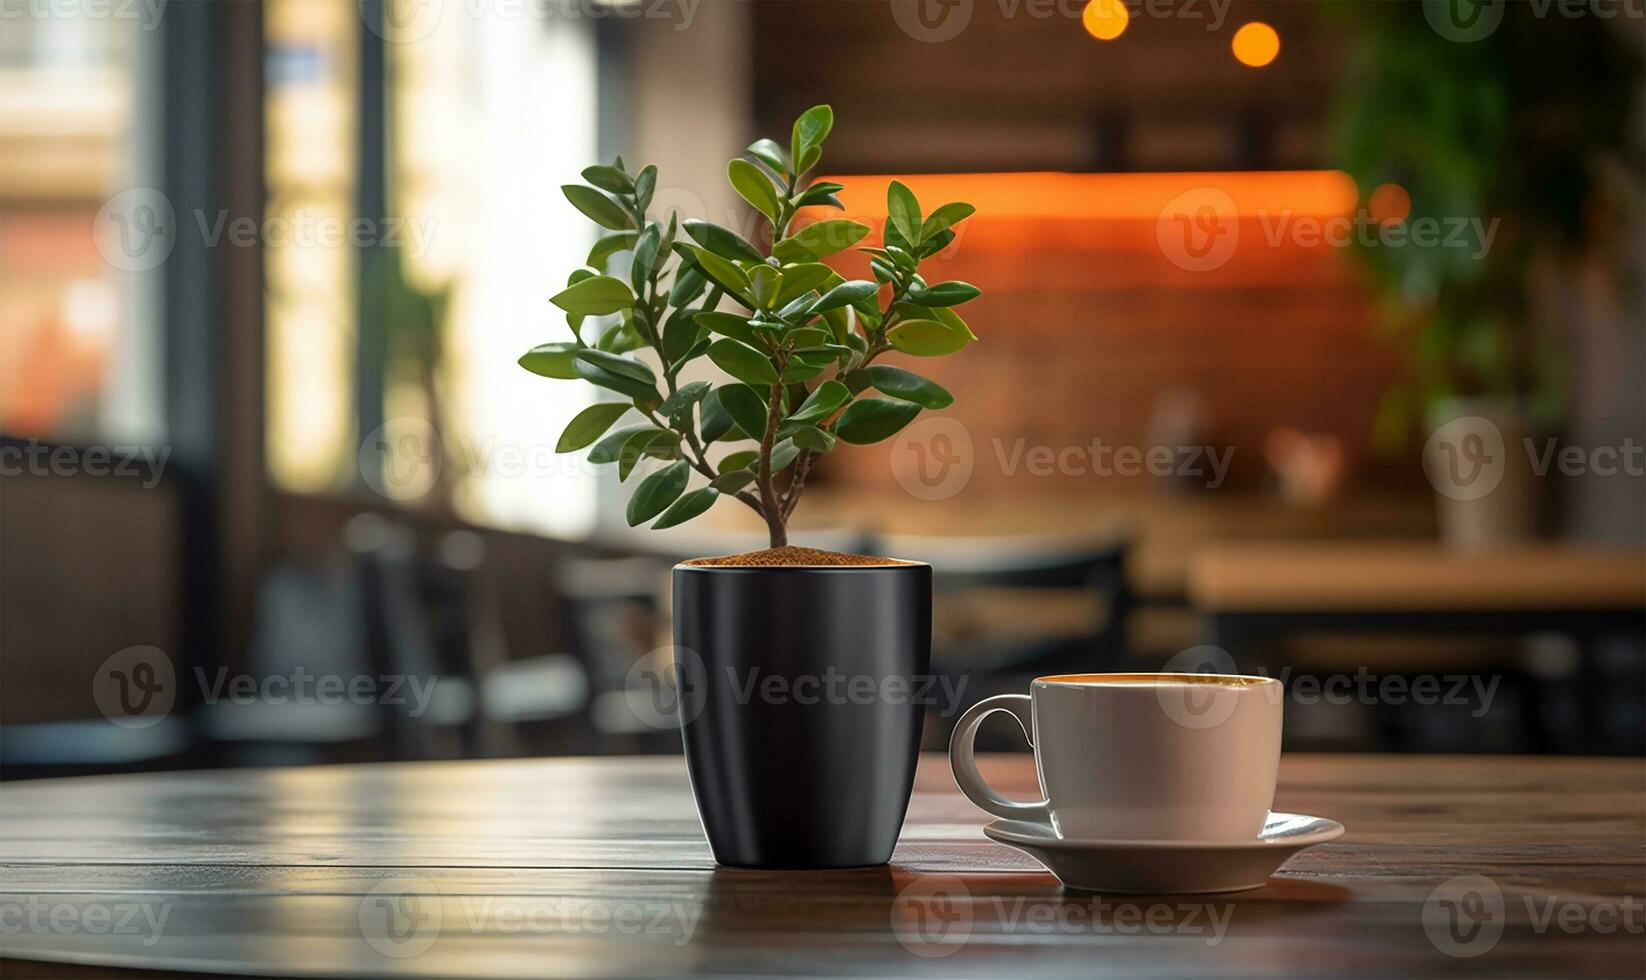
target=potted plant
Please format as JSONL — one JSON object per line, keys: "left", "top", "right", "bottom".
{"left": 1328, "top": 4, "right": 1636, "bottom": 547}
{"left": 520, "top": 105, "right": 979, "bottom": 867}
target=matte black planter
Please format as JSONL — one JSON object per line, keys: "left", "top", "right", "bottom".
{"left": 673, "top": 562, "right": 932, "bottom": 868}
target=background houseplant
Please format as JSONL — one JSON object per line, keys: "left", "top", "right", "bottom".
{"left": 521, "top": 106, "right": 977, "bottom": 867}
{"left": 520, "top": 104, "right": 978, "bottom": 547}
{"left": 1328, "top": 2, "right": 1639, "bottom": 544}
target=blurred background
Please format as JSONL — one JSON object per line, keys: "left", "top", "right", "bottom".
{"left": 2, "top": 0, "right": 1642, "bottom": 778}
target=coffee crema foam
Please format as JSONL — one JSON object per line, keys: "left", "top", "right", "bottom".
{"left": 1036, "top": 673, "right": 1275, "bottom": 687}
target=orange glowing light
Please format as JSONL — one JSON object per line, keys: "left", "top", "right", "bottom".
{"left": 1232, "top": 22, "right": 1280, "bottom": 68}
{"left": 819, "top": 172, "right": 1358, "bottom": 223}
{"left": 1368, "top": 183, "right": 1412, "bottom": 224}
{"left": 1082, "top": 0, "right": 1129, "bottom": 40}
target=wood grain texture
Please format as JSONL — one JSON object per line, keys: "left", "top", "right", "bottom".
{"left": 1190, "top": 544, "right": 1646, "bottom": 612}
{"left": 1, "top": 755, "right": 1642, "bottom": 978}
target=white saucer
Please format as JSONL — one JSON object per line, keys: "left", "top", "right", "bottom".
{"left": 982, "top": 812, "right": 1344, "bottom": 894}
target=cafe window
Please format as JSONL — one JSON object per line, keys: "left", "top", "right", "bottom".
{"left": 263, "top": 0, "right": 600, "bottom": 537}
{"left": 0, "top": 7, "right": 165, "bottom": 446}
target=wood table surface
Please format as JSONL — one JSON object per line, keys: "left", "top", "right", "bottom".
{"left": 1, "top": 754, "right": 1641, "bottom": 978}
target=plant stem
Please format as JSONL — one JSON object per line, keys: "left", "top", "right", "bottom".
{"left": 755, "top": 375, "right": 788, "bottom": 548}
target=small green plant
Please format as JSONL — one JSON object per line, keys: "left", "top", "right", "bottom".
{"left": 520, "top": 105, "right": 979, "bottom": 547}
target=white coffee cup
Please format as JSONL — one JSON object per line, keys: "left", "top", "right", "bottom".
{"left": 949, "top": 673, "right": 1283, "bottom": 841}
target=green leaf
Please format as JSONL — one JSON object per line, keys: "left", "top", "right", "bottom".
{"left": 710, "top": 469, "right": 755, "bottom": 493}
{"left": 556, "top": 402, "right": 631, "bottom": 453}
{"left": 630, "top": 225, "right": 662, "bottom": 291}
{"left": 588, "top": 231, "right": 638, "bottom": 270}
{"left": 683, "top": 220, "right": 764, "bottom": 264}
{"left": 658, "top": 380, "right": 711, "bottom": 418}
{"left": 920, "top": 202, "right": 975, "bottom": 241}
{"left": 717, "top": 450, "right": 758, "bottom": 473}
{"left": 634, "top": 165, "right": 657, "bottom": 214}
{"left": 887, "top": 318, "right": 971, "bottom": 356}
{"left": 627, "top": 460, "right": 690, "bottom": 525}
{"left": 811, "top": 279, "right": 878, "bottom": 314}
{"left": 781, "top": 360, "right": 826, "bottom": 383}
{"left": 887, "top": 180, "right": 922, "bottom": 247}
{"left": 933, "top": 304, "right": 978, "bottom": 340}
{"left": 791, "top": 425, "right": 836, "bottom": 453}
{"left": 867, "top": 366, "right": 953, "bottom": 408}
{"left": 728, "top": 158, "right": 782, "bottom": 222}
{"left": 921, "top": 229, "right": 956, "bottom": 258}
{"left": 618, "top": 430, "right": 669, "bottom": 481}
{"left": 651, "top": 486, "right": 718, "bottom": 529}
{"left": 581, "top": 165, "right": 633, "bottom": 196}
{"left": 786, "top": 328, "right": 832, "bottom": 350}
{"left": 562, "top": 185, "right": 634, "bottom": 231}
{"left": 770, "top": 438, "right": 802, "bottom": 472}
{"left": 788, "top": 380, "right": 850, "bottom": 422}
{"left": 789, "top": 220, "right": 871, "bottom": 259}
{"left": 671, "top": 335, "right": 712, "bottom": 376}
{"left": 699, "top": 389, "right": 734, "bottom": 443}
{"left": 550, "top": 275, "right": 635, "bottom": 316}
{"left": 572, "top": 358, "right": 660, "bottom": 407}
{"left": 574, "top": 349, "right": 655, "bottom": 385}
{"left": 747, "top": 138, "right": 789, "bottom": 174}
{"left": 588, "top": 425, "right": 659, "bottom": 464}
{"left": 519, "top": 342, "right": 581, "bottom": 379}
{"left": 790, "top": 104, "right": 834, "bottom": 172}
{"left": 749, "top": 265, "right": 779, "bottom": 309}
{"left": 717, "top": 384, "right": 768, "bottom": 442}
{"left": 682, "top": 244, "right": 752, "bottom": 295}
{"left": 708, "top": 338, "right": 779, "bottom": 386}
{"left": 794, "top": 181, "right": 845, "bottom": 210}
{"left": 774, "top": 263, "right": 834, "bottom": 307}
{"left": 662, "top": 307, "right": 704, "bottom": 364}
{"left": 835, "top": 397, "right": 921, "bottom": 444}
{"left": 695, "top": 311, "right": 761, "bottom": 347}
{"left": 669, "top": 265, "right": 708, "bottom": 306}
{"left": 908, "top": 281, "right": 980, "bottom": 307}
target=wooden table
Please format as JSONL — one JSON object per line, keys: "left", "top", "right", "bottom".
{"left": 2, "top": 755, "right": 1641, "bottom": 977}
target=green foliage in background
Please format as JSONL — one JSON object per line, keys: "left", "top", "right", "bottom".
{"left": 521, "top": 106, "right": 978, "bottom": 546}
{"left": 1327, "top": 1, "right": 1639, "bottom": 446}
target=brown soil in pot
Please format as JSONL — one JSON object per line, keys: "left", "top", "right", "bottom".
{"left": 682, "top": 546, "right": 914, "bottom": 567}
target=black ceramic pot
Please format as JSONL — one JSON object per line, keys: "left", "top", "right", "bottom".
{"left": 673, "top": 562, "right": 932, "bottom": 868}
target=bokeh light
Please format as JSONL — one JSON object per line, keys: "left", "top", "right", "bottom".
{"left": 1082, "top": 0, "right": 1129, "bottom": 41}
{"left": 1368, "top": 183, "right": 1412, "bottom": 224}
{"left": 1232, "top": 22, "right": 1280, "bottom": 68}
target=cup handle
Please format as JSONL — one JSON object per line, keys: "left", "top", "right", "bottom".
{"left": 948, "top": 694, "right": 1051, "bottom": 825}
